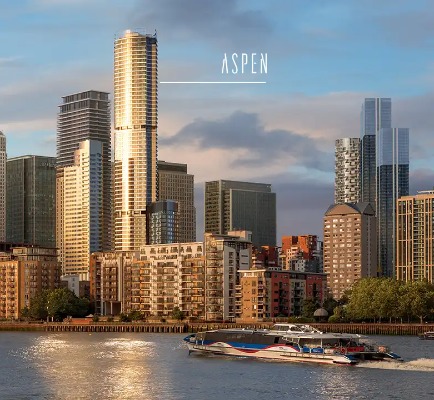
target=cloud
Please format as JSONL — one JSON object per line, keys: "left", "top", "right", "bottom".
{"left": 160, "top": 110, "right": 333, "bottom": 171}
{"left": 0, "top": 57, "right": 24, "bottom": 68}
{"left": 129, "top": 0, "right": 272, "bottom": 49}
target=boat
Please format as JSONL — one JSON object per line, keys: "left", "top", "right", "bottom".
{"left": 419, "top": 331, "right": 434, "bottom": 340}
{"left": 184, "top": 323, "right": 403, "bottom": 366}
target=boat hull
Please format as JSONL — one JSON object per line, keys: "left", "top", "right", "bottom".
{"left": 186, "top": 342, "right": 357, "bottom": 365}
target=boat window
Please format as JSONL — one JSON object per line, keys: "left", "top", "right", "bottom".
{"left": 274, "top": 337, "right": 280, "bottom": 344}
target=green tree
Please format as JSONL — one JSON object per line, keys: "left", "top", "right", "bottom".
{"left": 408, "top": 280, "right": 434, "bottom": 323}
{"left": 128, "top": 310, "right": 144, "bottom": 321}
{"left": 301, "top": 298, "right": 319, "bottom": 318}
{"left": 322, "top": 296, "right": 338, "bottom": 316}
{"left": 171, "top": 307, "right": 185, "bottom": 321}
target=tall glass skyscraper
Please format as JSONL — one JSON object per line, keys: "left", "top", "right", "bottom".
{"left": 377, "top": 128, "right": 409, "bottom": 277}
{"left": 6, "top": 156, "right": 56, "bottom": 247}
{"left": 204, "top": 180, "right": 276, "bottom": 247}
{"left": 360, "top": 98, "right": 391, "bottom": 205}
{"left": 114, "top": 30, "right": 158, "bottom": 251}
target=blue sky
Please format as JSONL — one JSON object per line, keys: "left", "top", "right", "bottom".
{"left": 2, "top": 0, "right": 434, "bottom": 240}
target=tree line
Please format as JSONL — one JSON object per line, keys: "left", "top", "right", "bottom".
{"left": 330, "top": 278, "right": 434, "bottom": 323}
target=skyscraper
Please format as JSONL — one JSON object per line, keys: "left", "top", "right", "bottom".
{"left": 377, "top": 127, "right": 409, "bottom": 277}
{"left": 114, "top": 30, "right": 158, "bottom": 251}
{"left": 204, "top": 180, "right": 276, "bottom": 246}
{"left": 0, "top": 132, "right": 5, "bottom": 242}
{"left": 6, "top": 156, "right": 56, "bottom": 247}
{"left": 146, "top": 200, "right": 179, "bottom": 244}
{"left": 56, "top": 90, "right": 112, "bottom": 261}
{"left": 397, "top": 191, "right": 434, "bottom": 283}
{"left": 334, "top": 138, "right": 360, "bottom": 204}
{"left": 62, "top": 140, "right": 104, "bottom": 279}
{"left": 360, "top": 98, "right": 391, "bottom": 205}
{"left": 158, "top": 160, "right": 196, "bottom": 242}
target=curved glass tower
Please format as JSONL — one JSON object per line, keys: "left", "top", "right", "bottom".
{"left": 114, "top": 30, "right": 158, "bottom": 251}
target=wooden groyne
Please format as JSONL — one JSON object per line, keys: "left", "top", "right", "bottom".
{"left": 0, "top": 322, "right": 433, "bottom": 335}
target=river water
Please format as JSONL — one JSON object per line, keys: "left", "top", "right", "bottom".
{"left": 0, "top": 332, "right": 433, "bottom": 399}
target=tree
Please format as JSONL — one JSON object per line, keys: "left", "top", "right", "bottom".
{"left": 408, "top": 281, "right": 434, "bottom": 323}
{"left": 171, "top": 307, "right": 185, "bottom": 321}
{"left": 301, "top": 298, "right": 319, "bottom": 318}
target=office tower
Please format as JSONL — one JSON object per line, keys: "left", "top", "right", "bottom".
{"left": 323, "top": 203, "right": 377, "bottom": 300}
{"left": 334, "top": 138, "right": 360, "bottom": 204}
{"left": 158, "top": 160, "right": 196, "bottom": 242}
{"left": 204, "top": 180, "right": 276, "bottom": 246}
{"left": 56, "top": 90, "right": 112, "bottom": 268}
{"left": 0, "top": 132, "right": 5, "bottom": 241}
{"left": 62, "top": 140, "right": 104, "bottom": 280}
{"left": 360, "top": 98, "right": 391, "bottom": 204}
{"left": 0, "top": 246, "right": 59, "bottom": 319}
{"left": 397, "top": 191, "right": 434, "bottom": 283}
{"left": 114, "top": 30, "right": 158, "bottom": 251}
{"left": 6, "top": 156, "right": 56, "bottom": 247}
{"left": 146, "top": 200, "right": 179, "bottom": 244}
{"left": 377, "top": 128, "right": 409, "bottom": 277}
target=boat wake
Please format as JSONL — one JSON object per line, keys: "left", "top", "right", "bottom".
{"left": 356, "top": 358, "right": 434, "bottom": 372}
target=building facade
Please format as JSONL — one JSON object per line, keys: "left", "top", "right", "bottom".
{"left": 0, "top": 132, "right": 6, "bottom": 241}
{"left": 0, "top": 247, "right": 60, "bottom": 319}
{"left": 62, "top": 141, "right": 104, "bottom": 279}
{"left": 281, "top": 235, "right": 322, "bottom": 272}
{"left": 323, "top": 203, "right": 377, "bottom": 300}
{"left": 204, "top": 180, "right": 276, "bottom": 247}
{"left": 6, "top": 156, "right": 56, "bottom": 247}
{"left": 205, "top": 231, "right": 252, "bottom": 321}
{"left": 56, "top": 90, "right": 112, "bottom": 271}
{"left": 377, "top": 128, "right": 409, "bottom": 277}
{"left": 396, "top": 191, "right": 434, "bottom": 283}
{"left": 360, "top": 98, "right": 392, "bottom": 205}
{"left": 157, "top": 160, "right": 196, "bottom": 242}
{"left": 335, "top": 138, "right": 360, "bottom": 204}
{"left": 114, "top": 30, "right": 158, "bottom": 251}
{"left": 237, "top": 269, "right": 327, "bottom": 321}
{"left": 146, "top": 200, "right": 179, "bottom": 244}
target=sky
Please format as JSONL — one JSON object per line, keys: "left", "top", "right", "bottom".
{"left": 2, "top": 0, "right": 434, "bottom": 241}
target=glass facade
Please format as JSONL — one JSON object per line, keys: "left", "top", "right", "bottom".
{"left": 204, "top": 180, "right": 276, "bottom": 246}
{"left": 114, "top": 31, "right": 158, "bottom": 251}
{"left": 147, "top": 200, "right": 179, "bottom": 244}
{"left": 377, "top": 128, "right": 409, "bottom": 277}
{"left": 6, "top": 156, "right": 56, "bottom": 247}
{"left": 360, "top": 98, "right": 391, "bottom": 205}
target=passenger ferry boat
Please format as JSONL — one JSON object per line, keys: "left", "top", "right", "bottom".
{"left": 419, "top": 331, "right": 434, "bottom": 340}
{"left": 184, "top": 323, "right": 402, "bottom": 366}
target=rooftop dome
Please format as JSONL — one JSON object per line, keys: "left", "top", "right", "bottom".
{"left": 313, "top": 307, "right": 329, "bottom": 317}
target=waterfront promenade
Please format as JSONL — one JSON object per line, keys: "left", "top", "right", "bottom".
{"left": 1, "top": 321, "right": 433, "bottom": 335}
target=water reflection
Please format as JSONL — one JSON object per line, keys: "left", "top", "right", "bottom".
{"left": 18, "top": 333, "right": 175, "bottom": 399}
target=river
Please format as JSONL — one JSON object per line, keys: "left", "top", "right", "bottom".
{"left": 0, "top": 332, "right": 433, "bottom": 399}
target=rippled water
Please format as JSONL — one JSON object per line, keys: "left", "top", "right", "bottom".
{"left": 1, "top": 332, "right": 434, "bottom": 399}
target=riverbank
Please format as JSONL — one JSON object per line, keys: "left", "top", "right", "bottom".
{"left": 0, "top": 321, "right": 433, "bottom": 335}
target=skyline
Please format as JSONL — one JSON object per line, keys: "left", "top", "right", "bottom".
{"left": 2, "top": 0, "right": 434, "bottom": 239}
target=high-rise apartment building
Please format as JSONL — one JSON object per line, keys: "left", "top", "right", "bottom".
{"left": 157, "top": 160, "right": 196, "bottom": 242}
{"left": 335, "top": 138, "right": 360, "bottom": 204}
{"left": 62, "top": 141, "right": 104, "bottom": 279}
{"left": 205, "top": 231, "right": 252, "bottom": 321}
{"left": 323, "top": 203, "right": 377, "bottom": 300}
{"left": 0, "top": 132, "right": 6, "bottom": 241}
{"left": 6, "top": 156, "right": 56, "bottom": 247}
{"left": 114, "top": 30, "right": 158, "bottom": 251}
{"left": 360, "top": 98, "right": 391, "bottom": 205}
{"left": 56, "top": 90, "right": 112, "bottom": 271}
{"left": 204, "top": 180, "right": 276, "bottom": 246}
{"left": 377, "top": 128, "right": 409, "bottom": 277}
{"left": 397, "top": 191, "right": 434, "bottom": 283}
